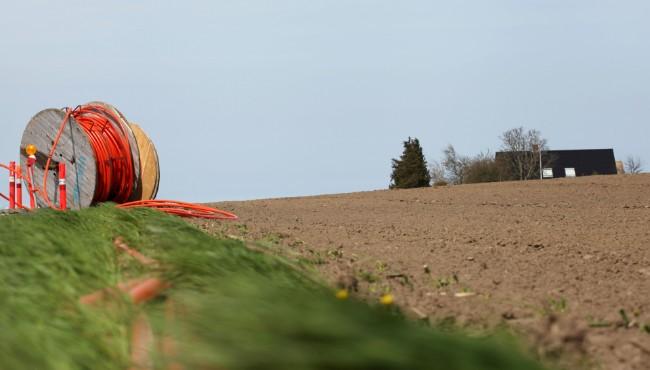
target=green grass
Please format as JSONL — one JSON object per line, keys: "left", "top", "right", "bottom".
{"left": 0, "top": 206, "right": 548, "bottom": 370}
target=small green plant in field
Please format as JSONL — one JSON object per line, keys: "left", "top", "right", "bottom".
{"left": 288, "top": 239, "right": 304, "bottom": 248}
{"left": 436, "top": 278, "right": 450, "bottom": 288}
{"left": 619, "top": 309, "right": 633, "bottom": 327}
{"left": 255, "top": 239, "right": 277, "bottom": 249}
{"left": 434, "top": 275, "right": 458, "bottom": 289}
{"left": 267, "top": 232, "right": 284, "bottom": 243}
{"left": 586, "top": 316, "right": 612, "bottom": 328}
{"left": 358, "top": 270, "right": 379, "bottom": 283}
{"left": 375, "top": 260, "right": 389, "bottom": 273}
{"left": 235, "top": 223, "right": 248, "bottom": 234}
{"left": 368, "top": 283, "right": 392, "bottom": 296}
{"left": 326, "top": 247, "right": 344, "bottom": 259}
{"left": 386, "top": 273, "right": 412, "bottom": 288}
{"left": 255, "top": 232, "right": 287, "bottom": 249}
{"left": 296, "top": 256, "right": 327, "bottom": 266}
{"left": 292, "top": 248, "right": 327, "bottom": 266}
{"left": 548, "top": 297, "right": 568, "bottom": 313}
{"left": 642, "top": 324, "right": 650, "bottom": 334}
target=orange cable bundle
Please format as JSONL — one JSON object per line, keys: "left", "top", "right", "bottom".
{"left": 73, "top": 105, "right": 136, "bottom": 203}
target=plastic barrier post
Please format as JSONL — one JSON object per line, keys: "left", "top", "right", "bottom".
{"left": 15, "top": 166, "right": 22, "bottom": 208}
{"left": 9, "top": 161, "right": 15, "bottom": 209}
{"left": 27, "top": 155, "right": 36, "bottom": 209}
{"left": 59, "top": 162, "right": 66, "bottom": 210}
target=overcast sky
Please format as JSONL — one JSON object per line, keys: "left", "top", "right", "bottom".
{"left": 1, "top": 1, "right": 648, "bottom": 202}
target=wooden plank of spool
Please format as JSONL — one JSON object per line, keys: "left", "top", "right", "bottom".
{"left": 20, "top": 109, "right": 97, "bottom": 209}
{"left": 86, "top": 101, "right": 142, "bottom": 201}
{"left": 129, "top": 123, "right": 160, "bottom": 200}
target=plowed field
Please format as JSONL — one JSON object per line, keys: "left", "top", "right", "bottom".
{"left": 199, "top": 174, "right": 650, "bottom": 370}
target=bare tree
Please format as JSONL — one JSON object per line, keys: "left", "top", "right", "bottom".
{"left": 463, "top": 150, "right": 501, "bottom": 184}
{"left": 441, "top": 144, "right": 470, "bottom": 185}
{"left": 499, "top": 127, "right": 548, "bottom": 180}
{"left": 625, "top": 156, "right": 644, "bottom": 174}
{"left": 428, "top": 159, "right": 447, "bottom": 185}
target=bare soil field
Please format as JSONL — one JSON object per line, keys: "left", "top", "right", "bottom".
{"left": 197, "top": 174, "right": 650, "bottom": 370}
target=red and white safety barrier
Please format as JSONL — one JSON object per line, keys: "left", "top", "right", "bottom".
{"left": 58, "top": 162, "right": 66, "bottom": 210}
{"left": 27, "top": 155, "right": 36, "bottom": 209}
{"left": 8, "top": 161, "right": 15, "bottom": 209}
{"left": 15, "top": 166, "right": 22, "bottom": 208}
{"left": 3, "top": 158, "right": 67, "bottom": 211}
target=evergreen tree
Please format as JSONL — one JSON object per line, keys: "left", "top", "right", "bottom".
{"left": 390, "top": 137, "right": 431, "bottom": 189}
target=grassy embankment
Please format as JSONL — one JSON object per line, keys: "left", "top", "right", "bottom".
{"left": 0, "top": 205, "right": 547, "bottom": 370}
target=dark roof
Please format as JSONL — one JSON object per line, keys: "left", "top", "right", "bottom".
{"left": 496, "top": 149, "right": 617, "bottom": 177}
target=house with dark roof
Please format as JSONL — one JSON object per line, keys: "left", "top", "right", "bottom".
{"left": 495, "top": 149, "right": 617, "bottom": 179}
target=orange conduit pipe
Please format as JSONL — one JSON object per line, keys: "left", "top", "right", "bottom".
{"left": 80, "top": 238, "right": 182, "bottom": 370}
{"left": 9, "top": 104, "right": 237, "bottom": 220}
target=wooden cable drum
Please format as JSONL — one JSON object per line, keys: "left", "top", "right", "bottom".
{"left": 20, "top": 109, "right": 98, "bottom": 209}
{"left": 19, "top": 104, "right": 160, "bottom": 210}
{"left": 128, "top": 123, "right": 160, "bottom": 200}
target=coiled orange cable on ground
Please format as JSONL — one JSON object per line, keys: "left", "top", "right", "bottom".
{"left": 118, "top": 200, "right": 238, "bottom": 220}
{"left": 4, "top": 104, "right": 237, "bottom": 220}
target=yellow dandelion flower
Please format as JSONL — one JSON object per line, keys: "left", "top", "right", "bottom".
{"left": 336, "top": 289, "right": 349, "bottom": 300}
{"left": 380, "top": 293, "right": 394, "bottom": 305}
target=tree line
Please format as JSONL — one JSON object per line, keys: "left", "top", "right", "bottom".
{"left": 389, "top": 127, "right": 644, "bottom": 189}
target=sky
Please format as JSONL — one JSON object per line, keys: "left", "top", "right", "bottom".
{"left": 1, "top": 1, "right": 648, "bottom": 202}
